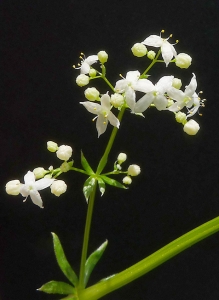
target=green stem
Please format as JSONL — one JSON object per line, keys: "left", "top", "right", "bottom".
{"left": 79, "top": 180, "right": 98, "bottom": 289}
{"left": 140, "top": 49, "right": 161, "bottom": 78}
{"left": 78, "top": 216, "right": 219, "bottom": 300}
{"left": 96, "top": 106, "right": 126, "bottom": 175}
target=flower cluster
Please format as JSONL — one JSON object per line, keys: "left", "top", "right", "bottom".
{"left": 75, "top": 31, "right": 204, "bottom": 137}
{"left": 5, "top": 141, "right": 73, "bottom": 208}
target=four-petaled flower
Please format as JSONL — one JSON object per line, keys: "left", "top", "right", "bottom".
{"left": 20, "top": 171, "right": 55, "bottom": 208}
{"left": 80, "top": 55, "right": 98, "bottom": 74}
{"left": 115, "top": 71, "right": 154, "bottom": 112}
{"left": 80, "top": 93, "right": 120, "bottom": 137}
{"left": 167, "top": 73, "right": 197, "bottom": 112}
{"left": 142, "top": 34, "right": 177, "bottom": 66}
{"left": 133, "top": 76, "right": 174, "bottom": 113}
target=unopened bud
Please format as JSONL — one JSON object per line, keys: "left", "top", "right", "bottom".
{"left": 33, "top": 167, "right": 46, "bottom": 179}
{"left": 131, "top": 43, "right": 147, "bottom": 57}
{"left": 5, "top": 180, "right": 21, "bottom": 195}
{"left": 50, "top": 180, "right": 67, "bottom": 196}
{"left": 47, "top": 141, "right": 58, "bottom": 152}
{"left": 127, "top": 164, "right": 141, "bottom": 176}
{"left": 56, "top": 145, "right": 73, "bottom": 161}
{"left": 122, "top": 176, "right": 132, "bottom": 185}
{"left": 175, "top": 53, "right": 192, "bottom": 69}
{"left": 183, "top": 119, "right": 200, "bottom": 135}
{"left": 84, "top": 87, "right": 100, "bottom": 101}
{"left": 147, "top": 50, "right": 156, "bottom": 60}
{"left": 98, "top": 51, "right": 108, "bottom": 63}
{"left": 172, "top": 78, "right": 182, "bottom": 89}
{"left": 76, "top": 74, "right": 89, "bottom": 87}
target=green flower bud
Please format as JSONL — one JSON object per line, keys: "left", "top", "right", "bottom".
{"left": 89, "top": 68, "right": 97, "bottom": 77}
{"left": 147, "top": 50, "right": 156, "bottom": 60}
{"left": 98, "top": 51, "right": 108, "bottom": 63}
{"left": 183, "top": 119, "right": 200, "bottom": 135}
{"left": 47, "top": 141, "right": 58, "bottom": 152}
{"left": 175, "top": 53, "right": 192, "bottom": 69}
{"left": 110, "top": 93, "right": 124, "bottom": 108}
{"left": 172, "top": 78, "right": 182, "bottom": 89}
{"left": 33, "top": 167, "right": 46, "bottom": 179}
{"left": 131, "top": 43, "right": 147, "bottom": 57}
{"left": 84, "top": 87, "right": 100, "bottom": 101}
{"left": 175, "top": 112, "right": 187, "bottom": 124}
{"left": 76, "top": 74, "right": 89, "bottom": 87}
{"left": 122, "top": 176, "right": 132, "bottom": 185}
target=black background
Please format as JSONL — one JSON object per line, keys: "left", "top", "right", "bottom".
{"left": 1, "top": 0, "right": 219, "bottom": 299}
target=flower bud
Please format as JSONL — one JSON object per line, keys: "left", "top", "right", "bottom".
{"left": 183, "top": 119, "right": 200, "bottom": 135}
{"left": 5, "top": 180, "right": 21, "bottom": 195}
{"left": 60, "top": 161, "right": 71, "bottom": 172}
{"left": 175, "top": 53, "right": 192, "bottom": 69}
{"left": 84, "top": 87, "right": 100, "bottom": 101}
{"left": 76, "top": 74, "right": 89, "bottom": 87}
{"left": 110, "top": 93, "right": 124, "bottom": 108}
{"left": 147, "top": 50, "right": 156, "bottom": 60}
{"left": 89, "top": 69, "right": 97, "bottom": 77}
{"left": 56, "top": 145, "right": 73, "bottom": 161}
{"left": 47, "top": 141, "right": 58, "bottom": 152}
{"left": 131, "top": 43, "right": 147, "bottom": 57}
{"left": 127, "top": 164, "right": 141, "bottom": 176}
{"left": 175, "top": 112, "right": 187, "bottom": 124}
{"left": 117, "top": 153, "right": 127, "bottom": 164}
{"left": 50, "top": 180, "right": 67, "bottom": 196}
{"left": 122, "top": 176, "right": 132, "bottom": 185}
{"left": 172, "top": 78, "right": 182, "bottom": 89}
{"left": 33, "top": 167, "right": 46, "bottom": 179}
{"left": 98, "top": 51, "right": 108, "bottom": 63}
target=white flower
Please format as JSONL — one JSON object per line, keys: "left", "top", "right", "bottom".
{"left": 6, "top": 180, "right": 21, "bottom": 195}
{"left": 20, "top": 171, "right": 54, "bottom": 208}
{"left": 134, "top": 76, "right": 174, "bottom": 113}
{"left": 168, "top": 73, "right": 197, "bottom": 112}
{"left": 127, "top": 164, "right": 141, "bottom": 176}
{"left": 142, "top": 33, "right": 177, "bottom": 66}
{"left": 56, "top": 145, "right": 73, "bottom": 161}
{"left": 115, "top": 71, "right": 154, "bottom": 112}
{"left": 183, "top": 119, "right": 200, "bottom": 135}
{"left": 80, "top": 93, "right": 120, "bottom": 137}
{"left": 80, "top": 55, "right": 98, "bottom": 74}
{"left": 50, "top": 180, "right": 67, "bottom": 197}
{"left": 175, "top": 53, "right": 192, "bottom": 69}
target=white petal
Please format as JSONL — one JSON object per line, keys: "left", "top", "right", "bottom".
{"left": 126, "top": 71, "right": 140, "bottom": 83}
{"left": 184, "top": 74, "right": 197, "bottom": 96}
{"left": 96, "top": 115, "right": 108, "bottom": 137}
{"left": 30, "top": 190, "right": 43, "bottom": 208}
{"left": 107, "top": 112, "right": 120, "bottom": 128}
{"left": 125, "top": 87, "right": 136, "bottom": 111}
{"left": 153, "top": 95, "right": 168, "bottom": 111}
{"left": 20, "top": 185, "right": 30, "bottom": 197}
{"left": 134, "top": 79, "right": 154, "bottom": 93}
{"left": 24, "top": 171, "right": 35, "bottom": 184}
{"left": 85, "top": 55, "right": 98, "bottom": 65}
{"left": 156, "top": 76, "right": 174, "bottom": 93}
{"left": 114, "top": 79, "right": 127, "bottom": 93}
{"left": 100, "top": 94, "right": 111, "bottom": 111}
{"left": 161, "top": 41, "right": 175, "bottom": 66}
{"left": 35, "top": 178, "right": 55, "bottom": 191}
{"left": 142, "top": 35, "right": 163, "bottom": 47}
{"left": 134, "top": 93, "right": 154, "bottom": 113}
{"left": 80, "top": 62, "right": 90, "bottom": 74}
{"left": 80, "top": 101, "right": 101, "bottom": 114}
{"left": 167, "top": 87, "right": 184, "bottom": 101}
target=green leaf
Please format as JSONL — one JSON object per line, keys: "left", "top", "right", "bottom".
{"left": 38, "top": 280, "right": 75, "bottom": 295}
{"left": 84, "top": 240, "right": 108, "bottom": 287}
{"left": 52, "top": 233, "right": 78, "bottom": 286}
{"left": 81, "top": 151, "right": 94, "bottom": 174}
{"left": 83, "top": 176, "right": 96, "bottom": 202}
{"left": 97, "top": 177, "right": 105, "bottom": 196}
{"left": 101, "top": 175, "right": 127, "bottom": 189}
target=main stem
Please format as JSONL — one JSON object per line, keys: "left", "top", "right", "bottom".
{"left": 78, "top": 105, "right": 126, "bottom": 289}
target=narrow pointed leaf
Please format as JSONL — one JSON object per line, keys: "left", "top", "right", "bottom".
{"left": 84, "top": 240, "right": 108, "bottom": 287}
{"left": 38, "top": 280, "right": 75, "bottom": 294}
{"left": 52, "top": 233, "right": 78, "bottom": 286}
{"left": 81, "top": 151, "right": 94, "bottom": 174}
{"left": 83, "top": 176, "right": 96, "bottom": 202}
{"left": 101, "top": 175, "right": 127, "bottom": 189}
{"left": 97, "top": 177, "right": 105, "bottom": 196}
